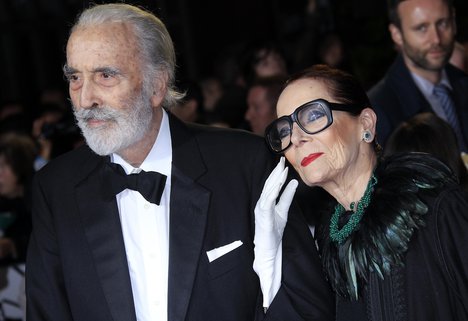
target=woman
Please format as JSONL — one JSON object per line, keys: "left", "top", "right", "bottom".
{"left": 255, "top": 65, "right": 468, "bottom": 320}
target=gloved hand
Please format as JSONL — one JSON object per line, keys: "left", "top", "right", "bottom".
{"left": 253, "top": 157, "right": 298, "bottom": 309}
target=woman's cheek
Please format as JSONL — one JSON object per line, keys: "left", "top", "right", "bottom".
{"left": 284, "top": 150, "right": 297, "bottom": 168}
{"left": 326, "top": 140, "right": 348, "bottom": 170}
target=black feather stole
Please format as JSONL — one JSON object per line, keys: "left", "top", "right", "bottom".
{"left": 318, "top": 152, "right": 456, "bottom": 300}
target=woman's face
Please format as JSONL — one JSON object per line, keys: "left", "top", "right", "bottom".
{"left": 276, "top": 79, "right": 363, "bottom": 187}
{"left": 0, "top": 156, "right": 21, "bottom": 198}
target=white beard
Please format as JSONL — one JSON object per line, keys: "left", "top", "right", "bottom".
{"left": 73, "top": 89, "right": 153, "bottom": 156}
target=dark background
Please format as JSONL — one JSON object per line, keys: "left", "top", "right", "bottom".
{"left": 1, "top": 0, "right": 467, "bottom": 113}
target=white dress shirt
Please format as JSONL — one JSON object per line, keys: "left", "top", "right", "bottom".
{"left": 111, "top": 109, "right": 172, "bottom": 321}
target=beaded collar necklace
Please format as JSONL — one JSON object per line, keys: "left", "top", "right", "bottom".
{"left": 329, "top": 172, "right": 378, "bottom": 244}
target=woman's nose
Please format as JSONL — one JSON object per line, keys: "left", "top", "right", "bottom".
{"left": 290, "top": 122, "right": 309, "bottom": 147}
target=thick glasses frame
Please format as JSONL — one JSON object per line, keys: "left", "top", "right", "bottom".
{"left": 265, "top": 98, "right": 363, "bottom": 153}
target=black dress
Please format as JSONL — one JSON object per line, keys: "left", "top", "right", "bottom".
{"left": 317, "top": 152, "right": 468, "bottom": 321}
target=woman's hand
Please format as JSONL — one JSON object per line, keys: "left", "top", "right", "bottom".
{"left": 253, "top": 157, "right": 298, "bottom": 309}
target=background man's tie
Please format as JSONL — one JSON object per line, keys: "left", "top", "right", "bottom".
{"left": 433, "top": 84, "right": 467, "bottom": 152}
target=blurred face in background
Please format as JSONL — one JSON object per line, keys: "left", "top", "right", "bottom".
{"left": 254, "top": 49, "right": 287, "bottom": 78}
{"left": 245, "top": 85, "right": 277, "bottom": 135}
{"left": 0, "top": 156, "right": 21, "bottom": 199}
{"left": 449, "top": 41, "right": 467, "bottom": 72}
{"left": 200, "top": 78, "right": 223, "bottom": 112}
{"left": 390, "top": 0, "right": 456, "bottom": 74}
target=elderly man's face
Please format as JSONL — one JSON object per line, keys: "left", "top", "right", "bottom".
{"left": 65, "top": 22, "right": 154, "bottom": 155}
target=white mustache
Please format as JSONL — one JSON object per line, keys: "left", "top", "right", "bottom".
{"left": 73, "top": 106, "right": 121, "bottom": 122}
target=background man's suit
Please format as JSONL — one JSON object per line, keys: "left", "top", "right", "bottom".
{"left": 368, "top": 54, "right": 468, "bottom": 146}
{"left": 26, "top": 112, "right": 334, "bottom": 321}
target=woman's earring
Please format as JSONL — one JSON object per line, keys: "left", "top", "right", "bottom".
{"left": 362, "top": 131, "right": 372, "bottom": 143}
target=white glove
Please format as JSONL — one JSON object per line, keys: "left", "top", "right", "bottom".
{"left": 253, "top": 157, "right": 298, "bottom": 309}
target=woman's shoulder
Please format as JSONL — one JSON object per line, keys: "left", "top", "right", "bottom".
{"left": 377, "top": 152, "right": 458, "bottom": 192}
{"left": 372, "top": 151, "right": 467, "bottom": 253}
{"left": 371, "top": 151, "right": 461, "bottom": 230}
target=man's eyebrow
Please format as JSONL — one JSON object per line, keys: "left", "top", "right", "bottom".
{"left": 93, "top": 66, "right": 122, "bottom": 75}
{"left": 63, "top": 64, "right": 77, "bottom": 76}
{"left": 62, "top": 65, "right": 122, "bottom": 76}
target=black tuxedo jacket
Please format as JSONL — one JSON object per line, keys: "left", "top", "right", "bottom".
{"left": 26, "top": 113, "right": 334, "bottom": 321}
{"left": 368, "top": 55, "right": 468, "bottom": 146}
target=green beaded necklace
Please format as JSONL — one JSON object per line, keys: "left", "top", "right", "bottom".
{"left": 329, "top": 173, "right": 378, "bottom": 244}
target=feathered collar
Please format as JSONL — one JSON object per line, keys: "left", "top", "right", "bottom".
{"left": 317, "top": 152, "right": 456, "bottom": 300}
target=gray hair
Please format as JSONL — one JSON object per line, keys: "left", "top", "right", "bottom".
{"left": 71, "top": 3, "right": 184, "bottom": 108}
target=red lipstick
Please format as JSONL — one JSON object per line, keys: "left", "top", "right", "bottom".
{"left": 301, "top": 153, "right": 323, "bottom": 167}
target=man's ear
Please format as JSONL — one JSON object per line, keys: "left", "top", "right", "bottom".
{"left": 389, "top": 23, "right": 403, "bottom": 48}
{"left": 150, "top": 73, "right": 168, "bottom": 107}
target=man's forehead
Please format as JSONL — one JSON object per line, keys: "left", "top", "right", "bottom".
{"left": 398, "top": 0, "right": 451, "bottom": 18}
{"left": 66, "top": 24, "right": 140, "bottom": 67}
{"left": 67, "top": 22, "right": 136, "bottom": 50}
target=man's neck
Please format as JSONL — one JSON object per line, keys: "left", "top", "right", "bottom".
{"left": 403, "top": 55, "right": 443, "bottom": 84}
{"left": 117, "top": 108, "right": 163, "bottom": 167}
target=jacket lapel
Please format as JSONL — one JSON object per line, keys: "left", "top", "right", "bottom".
{"left": 167, "top": 113, "right": 210, "bottom": 321}
{"left": 389, "top": 55, "right": 432, "bottom": 116}
{"left": 447, "top": 65, "right": 468, "bottom": 139}
{"left": 75, "top": 153, "right": 137, "bottom": 321}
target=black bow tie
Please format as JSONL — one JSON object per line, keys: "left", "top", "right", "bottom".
{"left": 102, "top": 162, "right": 167, "bottom": 205}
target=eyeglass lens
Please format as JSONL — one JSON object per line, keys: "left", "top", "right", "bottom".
{"left": 267, "top": 101, "right": 331, "bottom": 152}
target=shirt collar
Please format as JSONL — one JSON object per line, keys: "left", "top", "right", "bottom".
{"left": 411, "top": 68, "right": 452, "bottom": 97}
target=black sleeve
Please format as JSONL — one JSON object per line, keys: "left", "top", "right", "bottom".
{"left": 26, "top": 174, "right": 74, "bottom": 321}
{"left": 263, "top": 200, "right": 335, "bottom": 321}
{"left": 434, "top": 186, "right": 468, "bottom": 317}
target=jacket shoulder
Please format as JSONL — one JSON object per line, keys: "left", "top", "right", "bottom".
{"left": 36, "top": 145, "right": 99, "bottom": 182}
{"left": 368, "top": 56, "right": 409, "bottom": 107}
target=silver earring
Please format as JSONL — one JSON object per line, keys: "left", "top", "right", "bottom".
{"left": 362, "top": 131, "right": 372, "bottom": 142}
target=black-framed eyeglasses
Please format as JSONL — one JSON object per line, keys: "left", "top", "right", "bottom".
{"left": 265, "top": 98, "right": 363, "bottom": 153}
